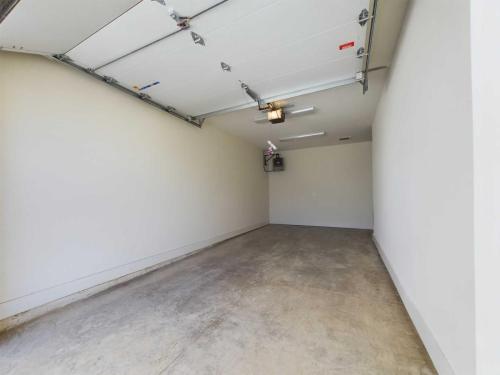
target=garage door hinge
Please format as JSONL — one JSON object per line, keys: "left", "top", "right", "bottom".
{"left": 358, "top": 8, "right": 370, "bottom": 26}
{"left": 53, "top": 54, "right": 72, "bottom": 62}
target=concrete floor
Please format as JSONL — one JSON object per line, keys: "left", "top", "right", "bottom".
{"left": 0, "top": 225, "right": 435, "bottom": 375}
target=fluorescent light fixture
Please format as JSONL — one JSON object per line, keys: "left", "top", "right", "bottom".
{"left": 289, "top": 106, "right": 315, "bottom": 115}
{"left": 254, "top": 106, "right": 315, "bottom": 123}
{"left": 267, "top": 140, "right": 278, "bottom": 150}
{"left": 279, "top": 132, "right": 326, "bottom": 142}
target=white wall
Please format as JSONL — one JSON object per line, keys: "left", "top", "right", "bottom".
{"left": 269, "top": 142, "right": 373, "bottom": 229}
{"left": 471, "top": 1, "right": 500, "bottom": 374}
{"left": 371, "top": 1, "right": 475, "bottom": 374}
{"left": 0, "top": 52, "right": 269, "bottom": 320}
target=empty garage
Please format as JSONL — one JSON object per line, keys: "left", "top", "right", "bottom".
{"left": 0, "top": 0, "right": 498, "bottom": 374}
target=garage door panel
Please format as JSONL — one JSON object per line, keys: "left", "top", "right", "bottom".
{"left": 96, "top": 32, "right": 225, "bottom": 93}
{"left": 251, "top": 58, "right": 358, "bottom": 99}
{"left": 0, "top": 0, "right": 140, "bottom": 54}
{"left": 66, "top": 0, "right": 226, "bottom": 69}
{"left": 164, "top": 0, "right": 227, "bottom": 16}
{"left": 199, "top": 0, "right": 368, "bottom": 62}
{"left": 230, "top": 23, "right": 365, "bottom": 86}
{"left": 156, "top": 83, "right": 248, "bottom": 116}
{"left": 66, "top": 1, "right": 178, "bottom": 68}
{"left": 1, "top": 0, "right": 372, "bottom": 118}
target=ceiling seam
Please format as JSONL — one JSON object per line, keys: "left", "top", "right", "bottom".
{"left": 62, "top": 0, "right": 144, "bottom": 56}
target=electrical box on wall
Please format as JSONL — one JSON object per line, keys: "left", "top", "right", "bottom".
{"left": 273, "top": 154, "right": 285, "bottom": 171}
{"left": 264, "top": 153, "right": 285, "bottom": 172}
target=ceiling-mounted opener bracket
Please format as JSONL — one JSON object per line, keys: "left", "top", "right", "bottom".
{"left": 241, "top": 83, "right": 286, "bottom": 123}
{"left": 241, "top": 82, "right": 269, "bottom": 111}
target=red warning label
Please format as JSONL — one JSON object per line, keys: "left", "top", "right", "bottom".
{"left": 339, "top": 41, "right": 355, "bottom": 50}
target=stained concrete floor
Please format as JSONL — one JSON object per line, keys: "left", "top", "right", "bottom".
{"left": 0, "top": 225, "right": 436, "bottom": 375}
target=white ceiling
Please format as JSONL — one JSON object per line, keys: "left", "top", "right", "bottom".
{"left": 208, "top": 68, "right": 387, "bottom": 151}
{"left": 208, "top": 0, "right": 409, "bottom": 150}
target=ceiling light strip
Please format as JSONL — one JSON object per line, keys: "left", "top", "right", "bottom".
{"left": 279, "top": 132, "right": 326, "bottom": 142}
{"left": 289, "top": 106, "right": 315, "bottom": 115}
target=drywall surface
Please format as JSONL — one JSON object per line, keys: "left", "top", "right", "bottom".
{"left": 471, "top": 1, "right": 500, "bottom": 374}
{"left": 371, "top": 0, "right": 475, "bottom": 374}
{"left": 269, "top": 142, "right": 373, "bottom": 229}
{"left": 0, "top": 51, "right": 268, "bottom": 320}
